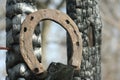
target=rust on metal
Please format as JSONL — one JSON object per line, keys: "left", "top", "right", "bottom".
{"left": 20, "top": 9, "right": 82, "bottom": 74}
{"left": 0, "top": 47, "right": 11, "bottom": 50}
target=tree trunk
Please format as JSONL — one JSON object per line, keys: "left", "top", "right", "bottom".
{"left": 6, "top": 0, "right": 41, "bottom": 80}
{"left": 67, "top": 0, "right": 102, "bottom": 80}
{"left": 6, "top": 0, "right": 102, "bottom": 80}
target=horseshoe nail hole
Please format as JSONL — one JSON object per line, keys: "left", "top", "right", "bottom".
{"left": 34, "top": 68, "right": 39, "bottom": 73}
{"left": 24, "top": 27, "right": 27, "bottom": 32}
{"left": 66, "top": 20, "right": 70, "bottom": 24}
{"left": 74, "top": 30, "right": 77, "bottom": 34}
{"left": 76, "top": 42, "right": 79, "bottom": 46}
{"left": 30, "top": 16, "right": 34, "bottom": 20}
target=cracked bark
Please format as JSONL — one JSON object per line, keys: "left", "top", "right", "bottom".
{"left": 6, "top": 0, "right": 102, "bottom": 80}
{"left": 6, "top": 0, "right": 41, "bottom": 80}
{"left": 67, "top": 0, "right": 102, "bottom": 80}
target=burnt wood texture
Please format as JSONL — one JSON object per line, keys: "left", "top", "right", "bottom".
{"left": 6, "top": 0, "right": 102, "bottom": 80}
{"left": 67, "top": 0, "right": 102, "bottom": 80}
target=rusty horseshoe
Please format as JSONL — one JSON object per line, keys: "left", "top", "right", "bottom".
{"left": 20, "top": 9, "right": 82, "bottom": 74}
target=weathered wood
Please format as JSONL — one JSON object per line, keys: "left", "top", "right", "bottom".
{"left": 6, "top": 0, "right": 40, "bottom": 80}
{"left": 67, "top": 0, "right": 102, "bottom": 80}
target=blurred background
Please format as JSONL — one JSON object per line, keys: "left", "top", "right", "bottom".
{"left": 0, "top": 0, "right": 120, "bottom": 80}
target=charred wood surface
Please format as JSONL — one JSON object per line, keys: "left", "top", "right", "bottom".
{"left": 67, "top": 0, "right": 102, "bottom": 80}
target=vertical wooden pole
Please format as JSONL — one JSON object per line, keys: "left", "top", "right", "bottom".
{"left": 66, "top": 0, "right": 102, "bottom": 79}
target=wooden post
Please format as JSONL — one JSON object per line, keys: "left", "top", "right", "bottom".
{"left": 66, "top": 0, "right": 102, "bottom": 80}
{"left": 6, "top": 0, "right": 41, "bottom": 80}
